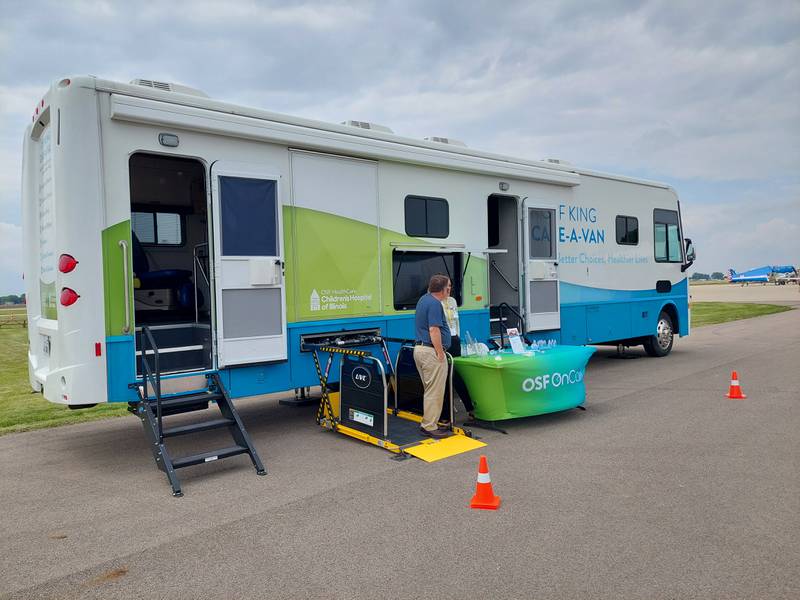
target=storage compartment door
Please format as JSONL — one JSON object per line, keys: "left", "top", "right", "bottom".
{"left": 210, "top": 162, "right": 287, "bottom": 367}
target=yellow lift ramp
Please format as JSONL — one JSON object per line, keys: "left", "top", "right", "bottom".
{"left": 311, "top": 340, "right": 485, "bottom": 462}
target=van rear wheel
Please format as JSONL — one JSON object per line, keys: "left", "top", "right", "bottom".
{"left": 643, "top": 311, "right": 674, "bottom": 357}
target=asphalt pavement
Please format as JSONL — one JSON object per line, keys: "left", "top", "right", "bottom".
{"left": 1, "top": 308, "right": 798, "bottom": 599}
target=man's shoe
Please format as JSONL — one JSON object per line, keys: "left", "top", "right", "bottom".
{"left": 420, "top": 427, "right": 449, "bottom": 439}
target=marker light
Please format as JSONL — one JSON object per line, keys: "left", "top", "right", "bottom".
{"left": 58, "top": 254, "right": 79, "bottom": 273}
{"left": 60, "top": 287, "right": 80, "bottom": 306}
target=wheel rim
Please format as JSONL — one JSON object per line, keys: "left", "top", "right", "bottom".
{"left": 656, "top": 317, "right": 673, "bottom": 350}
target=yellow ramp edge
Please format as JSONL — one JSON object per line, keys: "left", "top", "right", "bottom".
{"left": 405, "top": 434, "right": 486, "bottom": 463}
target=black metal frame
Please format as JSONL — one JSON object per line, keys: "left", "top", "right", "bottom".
{"left": 130, "top": 325, "right": 266, "bottom": 497}
{"left": 309, "top": 337, "right": 399, "bottom": 432}
{"left": 496, "top": 302, "right": 525, "bottom": 348}
{"left": 139, "top": 326, "right": 164, "bottom": 441}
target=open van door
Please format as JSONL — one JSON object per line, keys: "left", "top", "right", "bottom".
{"left": 522, "top": 201, "right": 560, "bottom": 332}
{"left": 210, "top": 162, "right": 287, "bottom": 367}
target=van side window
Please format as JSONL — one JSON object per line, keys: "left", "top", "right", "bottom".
{"left": 404, "top": 195, "right": 449, "bottom": 238}
{"left": 653, "top": 209, "right": 681, "bottom": 262}
{"left": 615, "top": 215, "right": 639, "bottom": 245}
{"left": 132, "top": 211, "right": 184, "bottom": 246}
{"left": 392, "top": 250, "right": 462, "bottom": 309}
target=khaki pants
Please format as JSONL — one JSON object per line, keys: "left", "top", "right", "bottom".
{"left": 413, "top": 346, "right": 448, "bottom": 431}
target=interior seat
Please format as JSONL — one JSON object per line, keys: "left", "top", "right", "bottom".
{"left": 131, "top": 232, "right": 194, "bottom": 308}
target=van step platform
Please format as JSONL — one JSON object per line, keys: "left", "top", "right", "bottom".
{"left": 132, "top": 333, "right": 265, "bottom": 497}
{"left": 171, "top": 445, "right": 249, "bottom": 469}
{"left": 145, "top": 391, "right": 221, "bottom": 410}
{"left": 161, "top": 418, "right": 235, "bottom": 438}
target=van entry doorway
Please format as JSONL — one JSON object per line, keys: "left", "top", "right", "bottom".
{"left": 129, "top": 153, "right": 212, "bottom": 374}
{"left": 487, "top": 194, "right": 523, "bottom": 336}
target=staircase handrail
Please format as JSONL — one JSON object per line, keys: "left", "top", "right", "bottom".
{"left": 490, "top": 260, "right": 519, "bottom": 292}
{"left": 193, "top": 242, "right": 210, "bottom": 324}
{"left": 139, "top": 325, "right": 164, "bottom": 442}
{"left": 496, "top": 302, "right": 525, "bottom": 348}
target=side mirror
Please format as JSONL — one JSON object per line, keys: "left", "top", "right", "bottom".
{"left": 681, "top": 238, "right": 696, "bottom": 272}
{"left": 685, "top": 239, "right": 696, "bottom": 262}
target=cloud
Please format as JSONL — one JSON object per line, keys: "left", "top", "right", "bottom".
{"left": 681, "top": 193, "right": 800, "bottom": 272}
{"left": 0, "top": 0, "right": 798, "bottom": 286}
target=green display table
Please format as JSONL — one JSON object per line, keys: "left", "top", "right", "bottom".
{"left": 453, "top": 346, "right": 596, "bottom": 421}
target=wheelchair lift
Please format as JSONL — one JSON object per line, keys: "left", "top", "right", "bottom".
{"left": 308, "top": 335, "right": 485, "bottom": 461}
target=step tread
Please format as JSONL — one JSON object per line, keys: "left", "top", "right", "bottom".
{"left": 143, "top": 391, "right": 222, "bottom": 408}
{"left": 172, "top": 445, "right": 249, "bottom": 469}
{"left": 162, "top": 418, "right": 235, "bottom": 438}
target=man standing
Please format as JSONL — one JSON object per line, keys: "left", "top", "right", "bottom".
{"left": 413, "top": 274, "right": 452, "bottom": 438}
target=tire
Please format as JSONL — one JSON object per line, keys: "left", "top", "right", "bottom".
{"left": 643, "top": 311, "right": 674, "bottom": 357}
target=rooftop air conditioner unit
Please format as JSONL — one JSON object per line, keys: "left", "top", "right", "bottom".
{"left": 340, "top": 120, "right": 394, "bottom": 134}
{"left": 424, "top": 136, "right": 467, "bottom": 147}
{"left": 130, "top": 79, "right": 209, "bottom": 98}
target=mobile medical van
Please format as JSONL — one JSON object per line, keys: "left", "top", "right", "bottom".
{"left": 22, "top": 76, "right": 695, "bottom": 409}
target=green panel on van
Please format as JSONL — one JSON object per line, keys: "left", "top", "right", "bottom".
{"left": 102, "top": 220, "right": 134, "bottom": 336}
{"left": 291, "top": 207, "right": 381, "bottom": 320}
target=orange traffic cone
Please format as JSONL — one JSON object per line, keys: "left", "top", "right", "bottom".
{"left": 470, "top": 455, "right": 501, "bottom": 510}
{"left": 726, "top": 370, "right": 746, "bottom": 399}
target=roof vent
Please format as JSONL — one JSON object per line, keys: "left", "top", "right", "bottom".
{"left": 543, "top": 158, "right": 573, "bottom": 166}
{"left": 424, "top": 136, "right": 467, "bottom": 148}
{"left": 130, "top": 79, "right": 209, "bottom": 98}
{"left": 341, "top": 120, "right": 394, "bottom": 134}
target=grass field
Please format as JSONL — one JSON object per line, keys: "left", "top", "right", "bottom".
{"left": 691, "top": 302, "right": 793, "bottom": 327}
{"left": 0, "top": 326, "right": 129, "bottom": 435}
{"left": 0, "top": 301, "right": 793, "bottom": 435}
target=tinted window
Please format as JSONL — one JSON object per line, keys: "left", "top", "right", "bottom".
{"left": 132, "top": 212, "right": 155, "bottom": 244}
{"left": 404, "top": 195, "right": 449, "bottom": 238}
{"left": 616, "top": 215, "right": 639, "bottom": 245}
{"left": 392, "top": 251, "right": 462, "bottom": 310}
{"left": 528, "top": 208, "right": 555, "bottom": 259}
{"left": 132, "top": 211, "right": 183, "bottom": 246}
{"left": 653, "top": 209, "right": 681, "bottom": 262}
{"left": 156, "top": 213, "right": 182, "bottom": 244}
{"left": 220, "top": 176, "right": 278, "bottom": 256}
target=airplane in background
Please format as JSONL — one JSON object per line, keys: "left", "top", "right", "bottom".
{"left": 726, "top": 265, "right": 798, "bottom": 285}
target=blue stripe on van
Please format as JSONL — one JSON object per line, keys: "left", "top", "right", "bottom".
{"left": 557, "top": 279, "right": 689, "bottom": 344}
{"left": 106, "top": 310, "right": 491, "bottom": 402}
{"left": 560, "top": 278, "right": 688, "bottom": 304}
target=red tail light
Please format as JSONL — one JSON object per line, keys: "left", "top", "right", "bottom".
{"left": 58, "top": 254, "right": 79, "bottom": 273}
{"left": 60, "top": 288, "right": 80, "bottom": 306}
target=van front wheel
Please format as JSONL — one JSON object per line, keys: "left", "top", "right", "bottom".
{"left": 643, "top": 311, "right": 674, "bottom": 357}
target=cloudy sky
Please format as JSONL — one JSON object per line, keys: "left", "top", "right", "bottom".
{"left": 1, "top": 0, "right": 798, "bottom": 293}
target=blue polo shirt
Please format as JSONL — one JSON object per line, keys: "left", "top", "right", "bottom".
{"left": 415, "top": 293, "right": 451, "bottom": 348}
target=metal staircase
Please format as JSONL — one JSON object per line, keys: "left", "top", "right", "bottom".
{"left": 490, "top": 302, "right": 526, "bottom": 345}
{"left": 130, "top": 326, "right": 266, "bottom": 497}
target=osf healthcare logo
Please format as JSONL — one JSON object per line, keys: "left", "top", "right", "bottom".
{"left": 522, "top": 369, "right": 584, "bottom": 392}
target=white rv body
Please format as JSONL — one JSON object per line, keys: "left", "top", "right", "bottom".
{"left": 22, "top": 76, "right": 691, "bottom": 406}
